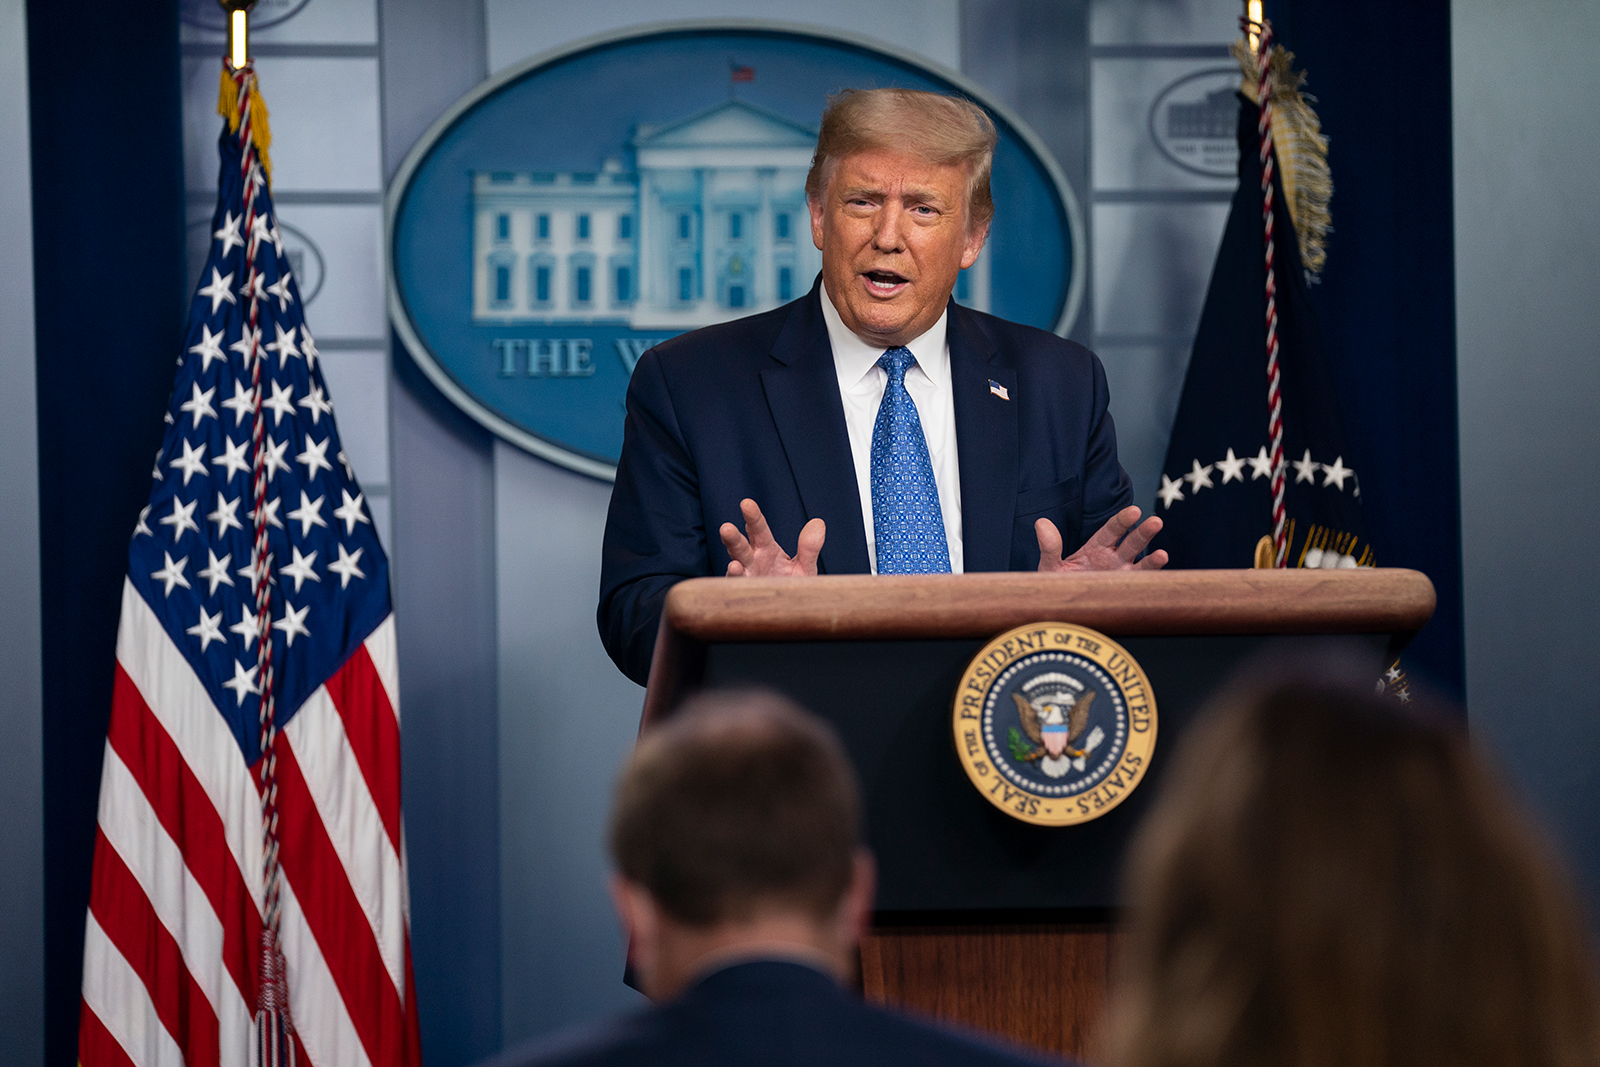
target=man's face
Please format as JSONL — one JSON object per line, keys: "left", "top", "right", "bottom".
{"left": 809, "top": 148, "right": 989, "bottom": 349}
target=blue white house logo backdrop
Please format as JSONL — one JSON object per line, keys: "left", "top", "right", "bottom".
{"left": 388, "top": 23, "right": 1085, "bottom": 480}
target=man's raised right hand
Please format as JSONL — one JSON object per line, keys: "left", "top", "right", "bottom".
{"left": 719, "top": 498, "right": 826, "bottom": 577}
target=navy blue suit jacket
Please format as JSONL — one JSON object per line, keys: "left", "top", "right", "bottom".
{"left": 478, "top": 961, "right": 1064, "bottom": 1067}
{"left": 598, "top": 282, "right": 1134, "bottom": 685}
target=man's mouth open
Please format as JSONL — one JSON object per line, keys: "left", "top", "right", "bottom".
{"left": 863, "top": 270, "right": 909, "bottom": 295}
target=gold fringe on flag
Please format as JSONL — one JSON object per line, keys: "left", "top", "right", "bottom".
{"left": 1233, "top": 39, "right": 1331, "bottom": 277}
{"left": 216, "top": 64, "right": 274, "bottom": 184}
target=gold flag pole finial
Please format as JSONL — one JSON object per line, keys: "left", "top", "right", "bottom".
{"left": 220, "top": 0, "right": 256, "bottom": 69}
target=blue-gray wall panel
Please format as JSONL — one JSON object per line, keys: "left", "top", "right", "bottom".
{"left": 380, "top": 0, "right": 502, "bottom": 1063}
{"left": 1454, "top": 0, "right": 1600, "bottom": 911}
{"left": 0, "top": 0, "right": 43, "bottom": 1063}
{"left": 493, "top": 442, "right": 646, "bottom": 1044}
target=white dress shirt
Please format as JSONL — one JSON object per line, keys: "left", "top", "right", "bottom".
{"left": 820, "top": 285, "right": 964, "bottom": 574}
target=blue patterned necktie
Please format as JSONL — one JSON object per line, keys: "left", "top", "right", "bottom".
{"left": 870, "top": 346, "right": 952, "bottom": 574}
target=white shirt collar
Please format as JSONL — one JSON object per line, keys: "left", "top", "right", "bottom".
{"left": 820, "top": 282, "right": 950, "bottom": 391}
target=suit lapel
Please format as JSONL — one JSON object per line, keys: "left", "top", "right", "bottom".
{"left": 761, "top": 285, "right": 872, "bottom": 575}
{"left": 949, "top": 303, "right": 1018, "bottom": 573}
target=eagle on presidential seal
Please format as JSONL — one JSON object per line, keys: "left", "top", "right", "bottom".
{"left": 1008, "top": 672, "right": 1105, "bottom": 779}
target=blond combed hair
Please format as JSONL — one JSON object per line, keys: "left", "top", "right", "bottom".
{"left": 805, "top": 88, "right": 998, "bottom": 230}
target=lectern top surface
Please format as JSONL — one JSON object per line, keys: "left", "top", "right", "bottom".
{"left": 662, "top": 568, "right": 1436, "bottom": 643}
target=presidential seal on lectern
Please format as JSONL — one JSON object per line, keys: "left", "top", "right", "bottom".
{"left": 953, "top": 623, "right": 1157, "bottom": 826}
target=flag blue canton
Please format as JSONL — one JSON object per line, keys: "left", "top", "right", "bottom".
{"left": 129, "top": 121, "right": 390, "bottom": 766}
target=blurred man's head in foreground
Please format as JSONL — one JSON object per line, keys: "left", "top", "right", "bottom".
{"left": 607, "top": 689, "right": 873, "bottom": 1001}
{"left": 1110, "top": 648, "right": 1600, "bottom": 1067}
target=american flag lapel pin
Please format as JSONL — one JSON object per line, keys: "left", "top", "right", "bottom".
{"left": 989, "top": 379, "right": 1010, "bottom": 400}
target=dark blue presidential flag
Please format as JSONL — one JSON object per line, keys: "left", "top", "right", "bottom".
{"left": 1149, "top": 37, "right": 1372, "bottom": 573}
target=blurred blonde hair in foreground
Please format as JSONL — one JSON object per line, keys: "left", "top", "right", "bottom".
{"left": 1108, "top": 649, "right": 1600, "bottom": 1067}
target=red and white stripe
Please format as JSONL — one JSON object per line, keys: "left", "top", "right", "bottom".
{"left": 80, "top": 581, "right": 421, "bottom": 1067}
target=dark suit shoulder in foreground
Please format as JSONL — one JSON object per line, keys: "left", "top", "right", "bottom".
{"left": 479, "top": 961, "right": 1065, "bottom": 1067}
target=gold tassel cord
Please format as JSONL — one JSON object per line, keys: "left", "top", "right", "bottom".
{"left": 216, "top": 63, "right": 274, "bottom": 184}
{"left": 217, "top": 66, "right": 236, "bottom": 131}
{"left": 1233, "top": 39, "right": 1332, "bottom": 277}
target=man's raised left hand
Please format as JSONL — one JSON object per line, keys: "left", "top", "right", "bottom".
{"left": 1036, "top": 506, "right": 1168, "bottom": 572}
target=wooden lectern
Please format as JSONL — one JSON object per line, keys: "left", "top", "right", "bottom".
{"left": 641, "top": 568, "right": 1435, "bottom": 1059}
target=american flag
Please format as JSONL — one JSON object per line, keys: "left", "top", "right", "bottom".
{"left": 78, "top": 62, "right": 420, "bottom": 1067}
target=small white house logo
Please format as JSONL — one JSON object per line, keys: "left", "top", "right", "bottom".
{"left": 1148, "top": 68, "right": 1242, "bottom": 178}
{"left": 388, "top": 23, "right": 1081, "bottom": 480}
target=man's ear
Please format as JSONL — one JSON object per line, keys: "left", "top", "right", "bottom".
{"left": 809, "top": 193, "right": 827, "bottom": 252}
{"left": 837, "top": 849, "right": 877, "bottom": 950}
{"left": 610, "top": 876, "right": 660, "bottom": 988}
{"left": 960, "top": 219, "right": 990, "bottom": 270}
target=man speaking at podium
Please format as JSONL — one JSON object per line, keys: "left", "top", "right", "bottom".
{"left": 599, "top": 88, "right": 1167, "bottom": 686}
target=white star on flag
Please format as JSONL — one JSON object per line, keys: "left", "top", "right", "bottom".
{"left": 236, "top": 545, "right": 273, "bottom": 596}
{"left": 1183, "top": 459, "right": 1215, "bottom": 492}
{"left": 1248, "top": 446, "right": 1274, "bottom": 480}
{"left": 169, "top": 439, "right": 209, "bottom": 486}
{"left": 296, "top": 435, "right": 333, "bottom": 479}
{"left": 180, "top": 383, "right": 218, "bottom": 428}
{"left": 228, "top": 604, "right": 261, "bottom": 650}
{"left": 188, "top": 324, "right": 227, "bottom": 372}
{"left": 220, "top": 659, "right": 260, "bottom": 706}
{"left": 197, "top": 267, "right": 236, "bottom": 312}
{"left": 299, "top": 326, "right": 320, "bottom": 370}
{"left": 1321, "top": 456, "right": 1353, "bottom": 490}
{"left": 266, "top": 272, "right": 295, "bottom": 312}
{"left": 249, "top": 211, "right": 276, "bottom": 253}
{"left": 1157, "top": 473, "right": 1186, "bottom": 508}
{"left": 333, "top": 489, "right": 370, "bottom": 534}
{"left": 213, "top": 210, "right": 244, "bottom": 255}
{"left": 266, "top": 322, "right": 301, "bottom": 367}
{"left": 1293, "top": 449, "right": 1320, "bottom": 484}
{"left": 287, "top": 491, "right": 328, "bottom": 537}
{"left": 281, "top": 545, "right": 321, "bottom": 592}
{"left": 240, "top": 269, "right": 268, "bottom": 304}
{"left": 207, "top": 492, "right": 244, "bottom": 537}
{"left": 328, "top": 543, "right": 366, "bottom": 588}
{"left": 298, "top": 384, "right": 333, "bottom": 424}
{"left": 197, "top": 548, "right": 235, "bottom": 595}
{"left": 1216, "top": 448, "right": 1246, "bottom": 484}
{"left": 262, "top": 436, "right": 291, "bottom": 481}
{"left": 150, "top": 552, "right": 191, "bottom": 596}
{"left": 250, "top": 495, "right": 284, "bottom": 531}
{"left": 272, "top": 601, "right": 312, "bottom": 647}
{"left": 230, "top": 325, "right": 261, "bottom": 369}
{"left": 265, "top": 218, "right": 285, "bottom": 257}
{"left": 221, "top": 379, "right": 256, "bottom": 425}
{"left": 212, "top": 436, "right": 251, "bottom": 482}
{"left": 186, "top": 607, "right": 226, "bottom": 652}
{"left": 158, "top": 496, "right": 199, "bottom": 541}
{"left": 263, "top": 380, "right": 296, "bottom": 425}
